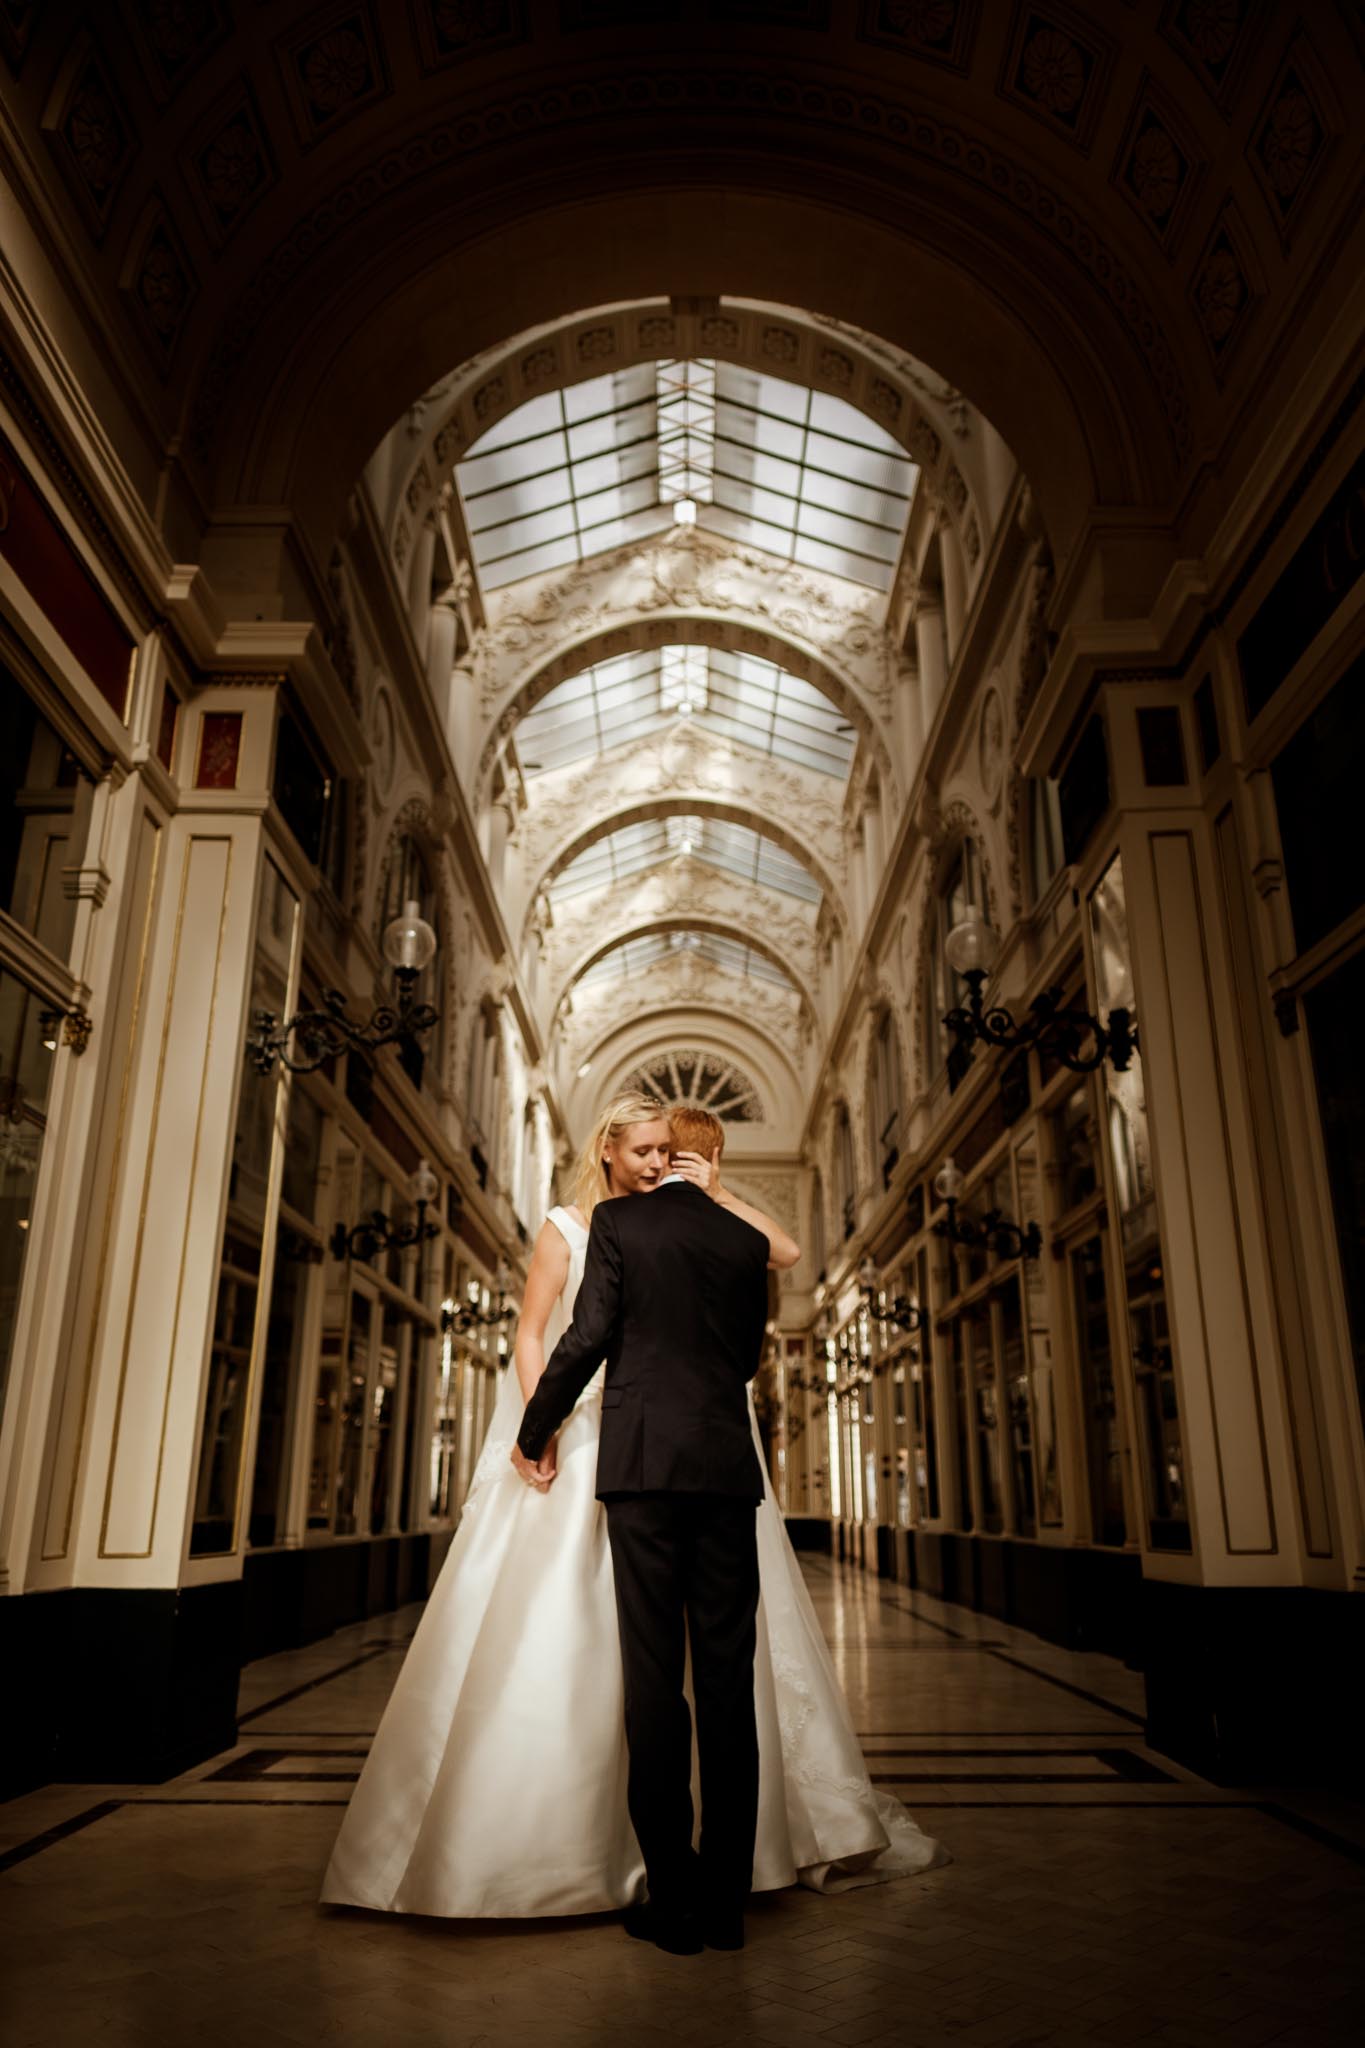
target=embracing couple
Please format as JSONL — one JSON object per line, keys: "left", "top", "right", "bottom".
{"left": 321, "top": 1095, "right": 946, "bottom": 1945}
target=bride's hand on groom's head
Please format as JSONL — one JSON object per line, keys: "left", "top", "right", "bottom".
{"left": 669, "top": 1149, "right": 721, "bottom": 1198}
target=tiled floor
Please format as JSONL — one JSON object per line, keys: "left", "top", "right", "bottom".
{"left": 4, "top": 1555, "right": 1365, "bottom": 2047}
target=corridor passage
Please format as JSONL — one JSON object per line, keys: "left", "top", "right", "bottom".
{"left": 3, "top": 1559, "right": 1363, "bottom": 2048}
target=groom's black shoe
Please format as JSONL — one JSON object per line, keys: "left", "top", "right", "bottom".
{"left": 623, "top": 1901, "right": 703, "bottom": 1956}
{"left": 701, "top": 1908, "right": 745, "bottom": 1951}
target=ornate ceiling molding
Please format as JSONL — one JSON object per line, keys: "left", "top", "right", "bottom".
{"left": 468, "top": 525, "right": 904, "bottom": 808}
{"left": 391, "top": 297, "right": 993, "bottom": 588}
{"left": 549, "top": 913, "right": 814, "bottom": 1033}
{"left": 519, "top": 786, "right": 846, "bottom": 934}
{"left": 538, "top": 864, "right": 817, "bottom": 993}
{"left": 186, "top": 61, "right": 1192, "bottom": 495}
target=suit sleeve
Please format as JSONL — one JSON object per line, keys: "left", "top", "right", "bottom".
{"left": 516, "top": 1204, "right": 624, "bottom": 1459}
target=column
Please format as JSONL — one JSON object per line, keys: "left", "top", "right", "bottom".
{"left": 914, "top": 598, "right": 948, "bottom": 736}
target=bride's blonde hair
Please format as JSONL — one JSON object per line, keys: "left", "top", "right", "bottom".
{"left": 571, "top": 1091, "right": 669, "bottom": 1219}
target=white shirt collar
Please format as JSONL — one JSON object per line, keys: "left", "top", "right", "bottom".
{"left": 658, "top": 1171, "right": 686, "bottom": 1186}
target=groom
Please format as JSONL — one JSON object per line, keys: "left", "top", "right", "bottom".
{"left": 513, "top": 1108, "right": 770, "bottom": 1955}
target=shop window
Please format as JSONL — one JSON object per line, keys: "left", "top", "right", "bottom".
{"left": 191, "top": 862, "right": 300, "bottom": 1555}
{"left": 1070, "top": 1234, "right": 1125, "bottom": 1546}
{"left": 1050, "top": 1083, "right": 1099, "bottom": 1214}
{"left": 869, "top": 1008, "right": 902, "bottom": 1186}
{"left": 0, "top": 971, "right": 58, "bottom": 1439}
{"left": 1091, "top": 854, "right": 1190, "bottom": 1551}
{"left": 809, "top": 1166, "right": 826, "bottom": 1281}
{"left": 0, "top": 665, "right": 95, "bottom": 964}
{"left": 907, "top": 1244, "right": 939, "bottom": 1523}
{"left": 1028, "top": 777, "right": 1065, "bottom": 905}
{"left": 835, "top": 1104, "right": 856, "bottom": 1238}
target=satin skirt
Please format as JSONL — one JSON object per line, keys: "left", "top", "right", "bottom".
{"left": 320, "top": 1384, "right": 948, "bottom": 1918}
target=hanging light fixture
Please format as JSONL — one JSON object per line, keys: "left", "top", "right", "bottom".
{"left": 931, "top": 1155, "right": 1041, "bottom": 1260}
{"left": 329, "top": 1157, "right": 442, "bottom": 1262}
{"left": 941, "top": 916, "right": 1138, "bottom": 1073}
{"left": 442, "top": 1256, "right": 516, "bottom": 1334}
{"left": 247, "top": 899, "right": 439, "bottom": 1075}
{"left": 858, "top": 1255, "right": 928, "bottom": 1333}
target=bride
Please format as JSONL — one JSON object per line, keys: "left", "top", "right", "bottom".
{"left": 321, "top": 1093, "right": 947, "bottom": 1918}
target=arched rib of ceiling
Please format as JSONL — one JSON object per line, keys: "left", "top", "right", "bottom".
{"left": 525, "top": 797, "right": 844, "bottom": 942}
{"left": 476, "top": 607, "right": 894, "bottom": 816}
{"left": 552, "top": 915, "right": 813, "bottom": 1027}
{"left": 399, "top": 300, "right": 995, "bottom": 545}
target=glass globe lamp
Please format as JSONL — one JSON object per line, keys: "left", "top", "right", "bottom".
{"left": 934, "top": 1156, "right": 964, "bottom": 1204}
{"left": 382, "top": 898, "right": 437, "bottom": 976}
{"left": 411, "top": 1157, "right": 439, "bottom": 1208}
{"left": 944, "top": 916, "right": 1001, "bottom": 980}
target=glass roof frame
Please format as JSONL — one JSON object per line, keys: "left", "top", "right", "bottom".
{"left": 458, "top": 357, "right": 917, "bottom": 592}
{"left": 548, "top": 814, "right": 822, "bottom": 908}
{"left": 516, "top": 643, "right": 855, "bottom": 781}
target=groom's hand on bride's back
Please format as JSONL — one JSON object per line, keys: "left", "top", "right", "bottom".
{"left": 511, "top": 1440, "right": 558, "bottom": 1490}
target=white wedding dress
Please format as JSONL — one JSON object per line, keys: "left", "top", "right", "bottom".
{"left": 321, "top": 1205, "right": 947, "bottom": 1917}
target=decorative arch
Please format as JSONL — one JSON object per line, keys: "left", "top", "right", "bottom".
{"left": 475, "top": 598, "right": 894, "bottom": 814}
{"left": 621, "top": 1049, "right": 766, "bottom": 1126}
{"left": 551, "top": 914, "right": 814, "bottom": 1026}
{"left": 527, "top": 796, "right": 844, "bottom": 932}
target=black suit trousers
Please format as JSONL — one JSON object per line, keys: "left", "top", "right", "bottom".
{"left": 604, "top": 1492, "right": 761, "bottom": 1918}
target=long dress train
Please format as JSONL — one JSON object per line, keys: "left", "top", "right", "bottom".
{"left": 321, "top": 1205, "right": 947, "bottom": 1917}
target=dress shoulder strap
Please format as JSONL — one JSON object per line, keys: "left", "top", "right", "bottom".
{"left": 546, "top": 1204, "right": 589, "bottom": 1247}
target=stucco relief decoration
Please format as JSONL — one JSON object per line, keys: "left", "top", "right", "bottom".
{"left": 369, "top": 684, "right": 397, "bottom": 802}
{"left": 867, "top": 379, "right": 901, "bottom": 426}
{"left": 858, "top": 0, "right": 976, "bottom": 73}
{"left": 577, "top": 326, "right": 616, "bottom": 362}
{"left": 132, "top": 0, "right": 229, "bottom": 94}
{"left": 190, "top": 88, "right": 274, "bottom": 239}
{"left": 466, "top": 527, "right": 900, "bottom": 803}
{"left": 522, "top": 346, "right": 557, "bottom": 387}
{"left": 187, "top": 72, "right": 1193, "bottom": 467}
{"left": 978, "top": 685, "right": 1005, "bottom": 809}
{"left": 406, "top": 462, "right": 431, "bottom": 514}
{"left": 123, "top": 201, "right": 197, "bottom": 367}
{"left": 542, "top": 867, "right": 818, "bottom": 987}
{"left": 761, "top": 325, "right": 799, "bottom": 365}
{"left": 700, "top": 317, "right": 740, "bottom": 350}
{"left": 637, "top": 316, "right": 676, "bottom": 351}
{"left": 1164, "top": 0, "right": 1250, "bottom": 106}
{"left": 1115, "top": 86, "right": 1199, "bottom": 252}
{"left": 1003, "top": 8, "right": 1114, "bottom": 152}
{"left": 564, "top": 964, "right": 804, "bottom": 1071}
{"left": 473, "top": 376, "right": 506, "bottom": 423}
{"left": 1250, "top": 49, "right": 1329, "bottom": 237}
{"left": 1192, "top": 207, "right": 1256, "bottom": 367}
{"left": 963, "top": 515, "right": 980, "bottom": 565}
{"left": 413, "top": 0, "right": 524, "bottom": 70}
{"left": 280, "top": 13, "right": 388, "bottom": 144}
{"left": 46, "top": 42, "right": 133, "bottom": 238}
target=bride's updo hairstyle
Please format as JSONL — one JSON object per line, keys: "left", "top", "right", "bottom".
{"left": 571, "top": 1091, "right": 668, "bottom": 1219}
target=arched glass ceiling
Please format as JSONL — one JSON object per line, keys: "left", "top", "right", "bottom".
{"left": 575, "top": 930, "right": 796, "bottom": 992}
{"left": 458, "top": 359, "right": 916, "bottom": 592}
{"left": 517, "top": 645, "right": 853, "bottom": 779}
{"left": 549, "top": 815, "right": 820, "bottom": 907}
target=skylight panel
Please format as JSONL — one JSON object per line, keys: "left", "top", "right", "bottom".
{"left": 457, "top": 350, "right": 915, "bottom": 593}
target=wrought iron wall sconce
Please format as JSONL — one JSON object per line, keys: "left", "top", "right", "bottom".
{"left": 858, "top": 1256, "right": 927, "bottom": 1334}
{"left": 931, "top": 1157, "right": 1042, "bottom": 1261}
{"left": 248, "top": 900, "right": 440, "bottom": 1075}
{"left": 39, "top": 1005, "right": 93, "bottom": 1056}
{"left": 442, "top": 1257, "right": 515, "bottom": 1336}
{"left": 941, "top": 917, "right": 1138, "bottom": 1074}
{"left": 330, "top": 1159, "right": 440, "bottom": 1263}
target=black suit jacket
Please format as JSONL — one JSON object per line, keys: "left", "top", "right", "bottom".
{"left": 516, "top": 1182, "right": 769, "bottom": 1500}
